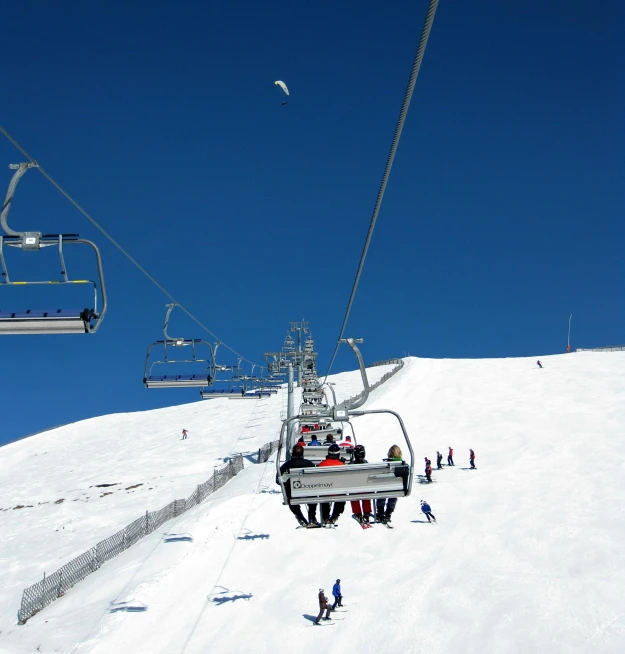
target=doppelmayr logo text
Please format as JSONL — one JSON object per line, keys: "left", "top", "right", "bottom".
{"left": 293, "top": 480, "right": 334, "bottom": 489}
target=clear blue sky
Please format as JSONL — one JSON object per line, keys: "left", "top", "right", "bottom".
{"left": 1, "top": 0, "right": 623, "bottom": 444}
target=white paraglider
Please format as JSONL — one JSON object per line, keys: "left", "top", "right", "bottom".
{"left": 274, "top": 80, "right": 289, "bottom": 96}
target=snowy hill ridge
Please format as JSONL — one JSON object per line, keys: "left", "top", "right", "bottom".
{"left": 2, "top": 353, "right": 625, "bottom": 654}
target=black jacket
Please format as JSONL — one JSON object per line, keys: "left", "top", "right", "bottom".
{"left": 276, "top": 455, "right": 315, "bottom": 495}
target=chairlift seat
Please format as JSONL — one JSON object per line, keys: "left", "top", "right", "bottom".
{"left": 200, "top": 389, "right": 246, "bottom": 398}
{"left": 0, "top": 308, "right": 92, "bottom": 334}
{"left": 284, "top": 461, "right": 410, "bottom": 504}
{"left": 297, "top": 444, "right": 351, "bottom": 465}
{"left": 144, "top": 374, "right": 211, "bottom": 388}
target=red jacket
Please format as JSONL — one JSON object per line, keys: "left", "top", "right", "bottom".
{"left": 449, "top": 448, "right": 453, "bottom": 456}
{"left": 318, "top": 458, "right": 345, "bottom": 468}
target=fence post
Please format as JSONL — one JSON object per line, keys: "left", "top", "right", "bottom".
{"left": 41, "top": 572, "right": 46, "bottom": 610}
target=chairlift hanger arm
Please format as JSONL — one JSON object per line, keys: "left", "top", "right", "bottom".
{"left": 340, "top": 338, "right": 370, "bottom": 410}
{"left": 1, "top": 162, "right": 38, "bottom": 237}
{"left": 348, "top": 408, "right": 414, "bottom": 496}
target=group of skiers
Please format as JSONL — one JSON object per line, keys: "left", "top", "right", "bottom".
{"left": 316, "top": 580, "right": 343, "bottom": 624}
{"left": 278, "top": 442, "right": 404, "bottom": 528}
{"left": 424, "top": 446, "right": 476, "bottom": 480}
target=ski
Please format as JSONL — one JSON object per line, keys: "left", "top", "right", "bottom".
{"left": 308, "top": 622, "right": 335, "bottom": 627}
{"left": 352, "top": 514, "right": 372, "bottom": 530}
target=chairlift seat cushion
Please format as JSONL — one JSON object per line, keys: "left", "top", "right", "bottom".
{"left": 144, "top": 374, "right": 210, "bottom": 388}
{"left": 0, "top": 309, "right": 89, "bottom": 334}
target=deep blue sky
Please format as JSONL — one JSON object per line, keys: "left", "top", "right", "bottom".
{"left": 1, "top": 0, "right": 623, "bottom": 444}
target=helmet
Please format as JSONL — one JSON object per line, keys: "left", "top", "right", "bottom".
{"left": 336, "top": 579, "right": 341, "bottom": 583}
{"left": 354, "top": 444, "right": 366, "bottom": 459}
{"left": 328, "top": 443, "right": 340, "bottom": 454}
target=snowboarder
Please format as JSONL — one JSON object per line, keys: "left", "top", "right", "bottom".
{"left": 425, "top": 461, "right": 432, "bottom": 483}
{"left": 447, "top": 446, "right": 454, "bottom": 466}
{"left": 469, "top": 448, "right": 476, "bottom": 469}
{"left": 277, "top": 444, "right": 319, "bottom": 527}
{"left": 316, "top": 589, "right": 332, "bottom": 624}
{"left": 376, "top": 445, "right": 404, "bottom": 523}
{"left": 537, "top": 360, "right": 543, "bottom": 368}
{"left": 349, "top": 445, "right": 372, "bottom": 524}
{"left": 332, "top": 579, "right": 343, "bottom": 609}
{"left": 181, "top": 429, "right": 188, "bottom": 440}
{"left": 318, "top": 444, "right": 346, "bottom": 525}
{"left": 421, "top": 500, "right": 436, "bottom": 523}
{"left": 436, "top": 451, "right": 443, "bottom": 469}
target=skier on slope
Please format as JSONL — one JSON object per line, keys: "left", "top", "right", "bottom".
{"left": 181, "top": 429, "right": 188, "bottom": 440}
{"left": 469, "top": 448, "right": 476, "bottom": 469}
{"left": 447, "top": 446, "right": 454, "bottom": 466}
{"left": 425, "top": 461, "right": 433, "bottom": 483}
{"left": 349, "top": 445, "right": 373, "bottom": 524}
{"left": 277, "top": 444, "right": 319, "bottom": 527}
{"left": 421, "top": 500, "right": 437, "bottom": 523}
{"left": 315, "top": 589, "right": 332, "bottom": 624}
{"left": 537, "top": 360, "right": 543, "bottom": 368}
{"left": 318, "top": 444, "right": 346, "bottom": 526}
{"left": 332, "top": 579, "right": 343, "bottom": 609}
{"left": 436, "top": 451, "right": 443, "bottom": 469}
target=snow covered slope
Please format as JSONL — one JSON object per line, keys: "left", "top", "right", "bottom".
{"left": 2, "top": 353, "right": 625, "bottom": 654}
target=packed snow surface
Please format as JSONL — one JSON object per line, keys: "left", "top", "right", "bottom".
{"left": 1, "top": 354, "right": 624, "bottom": 654}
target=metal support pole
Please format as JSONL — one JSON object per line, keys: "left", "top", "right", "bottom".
{"left": 567, "top": 314, "right": 572, "bottom": 352}
{"left": 325, "top": 382, "right": 337, "bottom": 407}
{"left": 286, "top": 363, "right": 295, "bottom": 459}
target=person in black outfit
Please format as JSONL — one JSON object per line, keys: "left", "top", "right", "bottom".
{"left": 277, "top": 444, "right": 319, "bottom": 527}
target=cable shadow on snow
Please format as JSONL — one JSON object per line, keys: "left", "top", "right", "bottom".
{"left": 109, "top": 600, "right": 148, "bottom": 613}
{"left": 236, "top": 528, "right": 270, "bottom": 541}
{"left": 258, "top": 485, "right": 280, "bottom": 495}
{"left": 209, "top": 591, "right": 253, "bottom": 605}
{"left": 227, "top": 451, "right": 257, "bottom": 465}
{"left": 163, "top": 532, "right": 194, "bottom": 543}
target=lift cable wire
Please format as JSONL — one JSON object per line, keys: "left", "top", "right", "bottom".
{"left": 0, "top": 124, "right": 256, "bottom": 365}
{"left": 322, "top": 0, "right": 439, "bottom": 385}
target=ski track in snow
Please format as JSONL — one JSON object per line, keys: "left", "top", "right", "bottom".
{"left": 1, "top": 355, "right": 625, "bottom": 653}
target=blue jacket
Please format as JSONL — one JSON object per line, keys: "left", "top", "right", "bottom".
{"left": 332, "top": 582, "right": 341, "bottom": 598}
{"left": 421, "top": 503, "right": 432, "bottom": 513}
{"left": 309, "top": 438, "right": 321, "bottom": 446}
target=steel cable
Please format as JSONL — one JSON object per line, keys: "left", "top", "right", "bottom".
{"left": 323, "top": 0, "right": 439, "bottom": 384}
{"left": 0, "top": 124, "right": 256, "bottom": 364}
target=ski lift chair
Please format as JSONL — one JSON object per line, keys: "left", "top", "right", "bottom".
{"left": 0, "top": 163, "right": 107, "bottom": 335}
{"left": 143, "top": 305, "right": 215, "bottom": 388}
{"left": 278, "top": 407, "right": 413, "bottom": 505}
